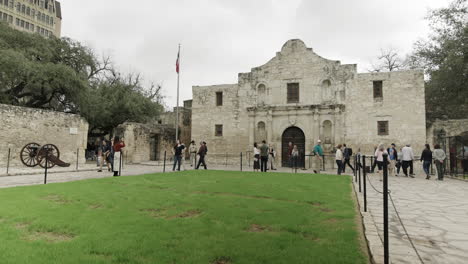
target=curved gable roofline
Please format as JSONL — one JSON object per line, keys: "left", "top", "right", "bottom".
{"left": 250, "top": 39, "right": 341, "bottom": 71}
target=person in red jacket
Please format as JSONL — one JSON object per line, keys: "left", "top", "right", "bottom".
{"left": 112, "top": 136, "right": 125, "bottom": 176}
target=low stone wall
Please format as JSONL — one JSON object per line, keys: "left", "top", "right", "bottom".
{"left": 0, "top": 104, "right": 88, "bottom": 168}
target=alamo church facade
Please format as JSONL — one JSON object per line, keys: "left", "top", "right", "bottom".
{"left": 191, "top": 39, "right": 426, "bottom": 167}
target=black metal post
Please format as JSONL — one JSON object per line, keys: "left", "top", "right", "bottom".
{"left": 358, "top": 156, "right": 362, "bottom": 193}
{"left": 354, "top": 155, "right": 357, "bottom": 181}
{"left": 362, "top": 155, "right": 367, "bottom": 212}
{"left": 370, "top": 156, "right": 374, "bottom": 173}
{"left": 44, "top": 154, "right": 48, "bottom": 184}
{"left": 6, "top": 148, "right": 11, "bottom": 175}
{"left": 248, "top": 152, "right": 251, "bottom": 168}
{"left": 240, "top": 152, "right": 243, "bottom": 171}
{"left": 383, "top": 154, "right": 389, "bottom": 264}
{"left": 323, "top": 155, "right": 325, "bottom": 171}
{"left": 163, "top": 151, "right": 166, "bottom": 173}
{"left": 76, "top": 148, "right": 79, "bottom": 171}
{"left": 118, "top": 152, "right": 122, "bottom": 176}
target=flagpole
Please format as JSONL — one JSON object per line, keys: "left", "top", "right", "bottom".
{"left": 175, "top": 44, "right": 180, "bottom": 142}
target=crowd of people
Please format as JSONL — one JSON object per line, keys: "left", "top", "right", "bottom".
{"left": 333, "top": 143, "right": 448, "bottom": 181}
{"left": 171, "top": 140, "right": 208, "bottom": 171}
{"left": 90, "top": 136, "right": 126, "bottom": 176}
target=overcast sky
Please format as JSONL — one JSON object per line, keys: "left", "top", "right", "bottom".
{"left": 60, "top": 0, "right": 450, "bottom": 109}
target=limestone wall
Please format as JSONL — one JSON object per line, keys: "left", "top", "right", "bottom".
{"left": 0, "top": 104, "right": 88, "bottom": 168}
{"left": 191, "top": 39, "right": 427, "bottom": 166}
{"left": 345, "top": 70, "right": 426, "bottom": 155}
{"left": 115, "top": 122, "right": 175, "bottom": 164}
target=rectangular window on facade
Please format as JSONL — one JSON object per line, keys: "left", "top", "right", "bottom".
{"left": 377, "top": 121, "right": 389, "bottom": 136}
{"left": 20, "top": 19, "right": 24, "bottom": 27}
{"left": 15, "top": 17, "right": 19, "bottom": 25}
{"left": 373, "top": 81, "right": 383, "bottom": 99}
{"left": 287, "top": 83, "right": 299, "bottom": 103}
{"left": 215, "top": 125, "right": 223, "bottom": 137}
{"left": 216, "top": 92, "right": 223, "bottom": 106}
{"left": 8, "top": 15, "right": 13, "bottom": 23}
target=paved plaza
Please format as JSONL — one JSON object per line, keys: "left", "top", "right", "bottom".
{"left": 353, "top": 172, "right": 468, "bottom": 264}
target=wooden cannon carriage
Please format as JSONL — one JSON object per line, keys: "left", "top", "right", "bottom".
{"left": 20, "top": 143, "right": 70, "bottom": 169}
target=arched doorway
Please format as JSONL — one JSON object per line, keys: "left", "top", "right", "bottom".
{"left": 282, "top": 126, "right": 305, "bottom": 167}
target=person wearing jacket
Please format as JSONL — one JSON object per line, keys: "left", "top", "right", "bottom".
{"left": 433, "top": 144, "right": 446, "bottom": 180}
{"left": 112, "top": 136, "right": 125, "bottom": 176}
{"left": 420, "top": 144, "right": 433, "bottom": 180}
{"left": 195, "top": 141, "right": 207, "bottom": 170}
{"left": 343, "top": 144, "right": 354, "bottom": 173}
{"left": 312, "top": 140, "right": 324, "bottom": 174}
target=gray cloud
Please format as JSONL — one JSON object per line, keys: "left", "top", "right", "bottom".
{"left": 60, "top": 0, "right": 449, "bottom": 108}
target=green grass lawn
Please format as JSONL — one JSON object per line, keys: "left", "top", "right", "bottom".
{"left": 0, "top": 170, "right": 367, "bottom": 264}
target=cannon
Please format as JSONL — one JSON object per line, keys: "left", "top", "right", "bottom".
{"left": 20, "top": 143, "right": 70, "bottom": 169}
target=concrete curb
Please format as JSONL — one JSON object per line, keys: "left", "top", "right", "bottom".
{"left": 352, "top": 179, "right": 386, "bottom": 264}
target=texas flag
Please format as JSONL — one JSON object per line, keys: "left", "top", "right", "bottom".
{"left": 176, "top": 50, "right": 180, "bottom": 74}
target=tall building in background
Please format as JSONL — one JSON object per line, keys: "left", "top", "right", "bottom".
{"left": 0, "top": 0, "right": 62, "bottom": 37}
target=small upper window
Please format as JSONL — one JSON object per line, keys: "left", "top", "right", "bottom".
{"left": 287, "top": 83, "right": 299, "bottom": 103}
{"left": 216, "top": 92, "right": 223, "bottom": 106}
{"left": 377, "top": 121, "right": 389, "bottom": 136}
{"left": 215, "top": 124, "right": 223, "bottom": 137}
{"left": 373, "top": 81, "right": 383, "bottom": 99}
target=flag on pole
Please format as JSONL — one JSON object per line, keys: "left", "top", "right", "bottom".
{"left": 176, "top": 50, "right": 180, "bottom": 73}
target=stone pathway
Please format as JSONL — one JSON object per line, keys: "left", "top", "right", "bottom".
{"left": 353, "top": 172, "right": 468, "bottom": 264}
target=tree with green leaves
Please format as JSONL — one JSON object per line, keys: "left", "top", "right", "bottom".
{"left": 410, "top": 0, "right": 467, "bottom": 121}
{"left": 0, "top": 22, "right": 163, "bottom": 134}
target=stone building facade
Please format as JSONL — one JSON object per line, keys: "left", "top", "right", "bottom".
{"left": 115, "top": 100, "right": 193, "bottom": 163}
{"left": 0, "top": 104, "right": 88, "bottom": 167}
{"left": 0, "top": 0, "right": 62, "bottom": 37}
{"left": 192, "top": 39, "right": 426, "bottom": 166}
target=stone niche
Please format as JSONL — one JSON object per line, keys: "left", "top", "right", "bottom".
{"left": 0, "top": 104, "right": 89, "bottom": 168}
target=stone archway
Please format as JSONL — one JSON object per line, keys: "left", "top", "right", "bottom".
{"left": 281, "top": 126, "right": 305, "bottom": 167}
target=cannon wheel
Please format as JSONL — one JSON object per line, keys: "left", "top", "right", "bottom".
{"left": 20, "top": 142, "right": 41, "bottom": 167}
{"left": 37, "top": 144, "right": 60, "bottom": 169}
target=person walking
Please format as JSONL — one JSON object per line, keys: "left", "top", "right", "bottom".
{"left": 112, "top": 136, "right": 125, "bottom": 176}
{"left": 335, "top": 144, "right": 344, "bottom": 175}
{"left": 287, "top": 142, "right": 293, "bottom": 168}
{"left": 195, "top": 141, "right": 207, "bottom": 170}
{"left": 370, "top": 145, "right": 378, "bottom": 173}
{"left": 172, "top": 140, "right": 185, "bottom": 171}
{"left": 401, "top": 144, "right": 415, "bottom": 178}
{"left": 387, "top": 143, "right": 397, "bottom": 176}
{"left": 260, "top": 140, "right": 269, "bottom": 172}
{"left": 312, "top": 140, "right": 324, "bottom": 174}
{"left": 189, "top": 140, "right": 197, "bottom": 167}
{"left": 375, "top": 144, "right": 389, "bottom": 181}
{"left": 268, "top": 145, "right": 277, "bottom": 170}
{"left": 291, "top": 145, "right": 299, "bottom": 172}
{"left": 101, "top": 140, "right": 112, "bottom": 172}
{"left": 253, "top": 142, "right": 260, "bottom": 172}
{"left": 395, "top": 148, "right": 403, "bottom": 176}
{"left": 433, "top": 144, "right": 446, "bottom": 180}
{"left": 343, "top": 144, "right": 354, "bottom": 173}
{"left": 420, "top": 144, "right": 433, "bottom": 180}
{"left": 180, "top": 143, "right": 187, "bottom": 171}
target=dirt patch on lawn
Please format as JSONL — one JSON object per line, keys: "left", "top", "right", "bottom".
{"left": 301, "top": 232, "right": 321, "bottom": 242}
{"left": 24, "top": 231, "right": 75, "bottom": 243}
{"left": 167, "top": 210, "right": 202, "bottom": 219}
{"left": 319, "top": 208, "right": 335, "bottom": 213}
{"left": 140, "top": 208, "right": 167, "bottom": 218}
{"left": 41, "top": 194, "right": 73, "bottom": 204}
{"left": 211, "top": 256, "right": 232, "bottom": 264}
{"left": 246, "top": 224, "right": 272, "bottom": 233}
{"left": 89, "top": 250, "right": 113, "bottom": 260}
{"left": 89, "top": 203, "right": 103, "bottom": 209}
{"left": 324, "top": 218, "right": 339, "bottom": 224}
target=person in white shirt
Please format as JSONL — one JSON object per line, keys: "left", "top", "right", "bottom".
{"left": 401, "top": 144, "right": 415, "bottom": 178}
{"left": 253, "top": 142, "right": 260, "bottom": 172}
{"left": 335, "top": 144, "right": 344, "bottom": 175}
{"left": 189, "top": 140, "right": 197, "bottom": 167}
